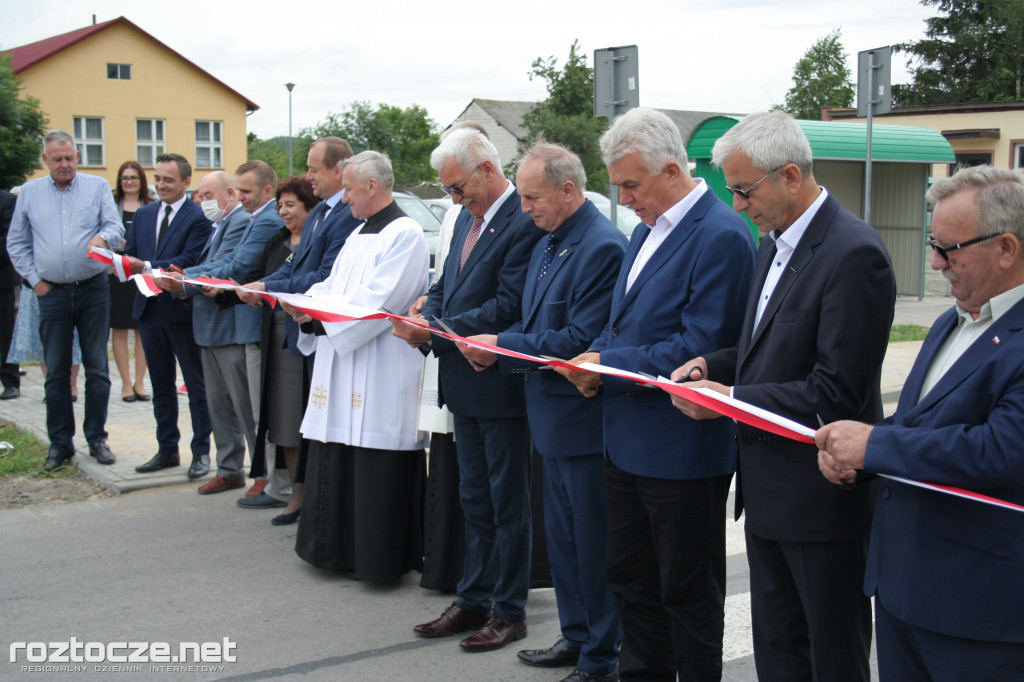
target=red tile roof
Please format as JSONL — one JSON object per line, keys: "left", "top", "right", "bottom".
{"left": 2, "top": 16, "right": 258, "bottom": 112}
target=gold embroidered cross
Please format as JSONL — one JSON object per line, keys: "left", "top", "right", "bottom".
{"left": 352, "top": 392, "right": 363, "bottom": 409}
{"left": 311, "top": 384, "right": 328, "bottom": 409}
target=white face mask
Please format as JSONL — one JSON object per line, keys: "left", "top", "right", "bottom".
{"left": 201, "top": 198, "right": 226, "bottom": 223}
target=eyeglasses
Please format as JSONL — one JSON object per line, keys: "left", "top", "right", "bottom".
{"left": 725, "top": 166, "right": 784, "bottom": 200}
{"left": 927, "top": 233, "right": 1001, "bottom": 262}
{"left": 120, "top": 175, "right": 141, "bottom": 182}
{"left": 441, "top": 165, "right": 481, "bottom": 197}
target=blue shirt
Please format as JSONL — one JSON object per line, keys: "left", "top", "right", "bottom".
{"left": 7, "top": 172, "right": 124, "bottom": 286}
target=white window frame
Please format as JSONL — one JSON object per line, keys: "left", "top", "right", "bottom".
{"left": 136, "top": 118, "right": 166, "bottom": 167}
{"left": 106, "top": 63, "right": 131, "bottom": 80}
{"left": 72, "top": 116, "right": 105, "bottom": 168}
{"left": 194, "top": 120, "right": 223, "bottom": 169}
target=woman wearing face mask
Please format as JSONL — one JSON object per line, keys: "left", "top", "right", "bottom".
{"left": 218, "top": 176, "right": 316, "bottom": 525}
{"left": 110, "top": 160, "right": 151, "bottom": 402}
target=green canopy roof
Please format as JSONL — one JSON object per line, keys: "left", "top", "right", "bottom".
{"left": 687, "top": 116, "right": 955, "bottom": 163}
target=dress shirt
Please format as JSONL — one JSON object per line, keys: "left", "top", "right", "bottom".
{"left": 480, "top": 180, "right": 517, "bottom": 231}
{"left": 753, "top": 187, "right": 829, "bottom": 329}
{"left": 918, "top": 280, "right": 1024, "bottom": 402}
{"left": 7, "top": 172, "right": 124, "bottom": 286}
{"left": 156, "top": 196, "right": 188, "bottom": 242}
{"left": 625, "top": 179, "right": 708, "bottom": 291}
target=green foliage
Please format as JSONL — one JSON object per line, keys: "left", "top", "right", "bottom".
{"left": 889, "top": 324, "right": 930, "bottom": 342}
{"left": 780, "top": 29, "right": 855, "bottom": 120}
{"left": 0, "top": 424, "right": 61, "bottom": 477}
{"left": 893, "top": 0, "right": 1024, "bottom": 106}
{"left": 247, "top": 132, "right": 311, "bottom": 181}
{"left": 0, "top": 54, "right": 47, "bottom": 189}
{"left": 301, "top": 101, "right": 439, "bottom": 187}
{"left": 518, "top": 40, "right": 609, "bottom": 192}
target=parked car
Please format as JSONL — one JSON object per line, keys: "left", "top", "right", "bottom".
{"left": 423, "top": 196, "right": 454, "bottom": 222}
{"left": 393, "top": 191, "right": 442, "bottom": 272}
{"left": 584, "top": 191, "right": 640, "bottom": 237}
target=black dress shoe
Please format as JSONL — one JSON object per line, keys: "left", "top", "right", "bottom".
{"left": 187, "top": 454, "right": 210, "bottom": 478}
{"left": 135, "top": 451, "right": 180, "bottom": 473}
{"left": 518, "top": 636, "right": 581, "bottom": 668}
{"left": 42, "top": 447, "right": 74, "bottom": 472}
{"left": 88, "top": 440, "right": 116, "bottom": 465}
{"left": 0, "top": 387, "right": 19, "bottom": 400}
{"left": 560, "top": 667, "right": 619, "bottom": 682}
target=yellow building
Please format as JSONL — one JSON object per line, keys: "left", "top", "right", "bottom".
{"left": 4, "top": 16, "right": 257, "bottom": 188}
{"left": 824, "top": 101, "right": 1024, "bottom": 177}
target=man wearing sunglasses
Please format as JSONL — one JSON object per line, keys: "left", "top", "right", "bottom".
{"left": 669, "top": 111, "right": 896, "bottom": 682}
{"left": 392, "top": 128, "right": 544, "bottom": 653}
{"left": 817, "top": 166, "right": 1024, "bottom": 681}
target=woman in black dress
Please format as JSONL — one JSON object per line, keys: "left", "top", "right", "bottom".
{"left": 110, "top": 160, "right": 151, "bottom": 402}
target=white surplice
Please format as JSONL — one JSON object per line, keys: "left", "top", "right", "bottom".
{"left": 298, "top": 214, "right": 429, "bottom": 450}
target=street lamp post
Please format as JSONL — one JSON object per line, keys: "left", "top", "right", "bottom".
{"left": 285, "top": 82, "right": 295, "bottom": 176}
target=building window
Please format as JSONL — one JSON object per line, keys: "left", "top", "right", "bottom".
{"left": 951, "top": 152, "right": 993, "bottom": 174}
{"left": 136, "top": 119, "right": 166, "bottom": 167}
{"left": 107, "top": 63, "right": 131, "bottom": 80}
{"left": 72, "top": 116, "right": 105, "bottom": 167}
{"left": 194, "top": 120, "right": 223, "bottom": 169}
{"left": 1013, "top": 142, "right": 1024, "bottom": 169}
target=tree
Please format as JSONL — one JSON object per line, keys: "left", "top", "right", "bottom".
{"left": 0, "top": 54, "right": 47, "bottom": 189}
{"left": 301, "top": 101, "right": 439, "bottom": 187}
{"left": 893, "top": 0, "right": 1024, "bottom": 106}
{"left": 518, "top": 40, "right": 609, "bottom": 192}
{"left": 247, "top": 132, "right": 311, "bottom": 180}
{"left": 780, "top": 29, "right": 855, "bottom": 120}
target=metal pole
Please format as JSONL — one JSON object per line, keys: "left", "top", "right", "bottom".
{"left": 285, "top": 83, "right": 295, "bottom": 176}
{"left": 606, "top": 52, "right": 619, "bottom": 226}
{"left": 864, "top": 55, "right": 875, "bottom": 224}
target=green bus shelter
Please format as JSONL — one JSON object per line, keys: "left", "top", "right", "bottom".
{"left": 688, "top": 116, "right": 956, "bottom": 299}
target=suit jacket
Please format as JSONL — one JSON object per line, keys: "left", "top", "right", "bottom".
{"left": 705, "top": 193, "right": 896, "bottom": 541}
{"left": 262, "top": 199, "right": 361, "bottom": 352}
{"left": 126, "top": 199, "right": 213, "bottom": 323}
{"left": 497, "top": 201, "right": 627, "bottom": 457}
{"left": 421, "top": 186, "right": 544, "bottom": 418}
{"left": 0, "top": 190, "right": 18, "bottom": 289}
{"left": 863, "top": 298, "right": 1024, "bottom": 643}
{"left": 185, "top": 204, "right": 271, "bottom": 347}
{"left": 593, "top": 189, "right": 756, "bottom": 480}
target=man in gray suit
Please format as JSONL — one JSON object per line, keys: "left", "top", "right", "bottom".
{"left": 160, "top": 161, "right": 283, "bottom": 498}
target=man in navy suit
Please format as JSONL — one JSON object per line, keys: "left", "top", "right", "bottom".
{"left": 671, "top": 111, "right": 896, "bottom": 682}
{"left": 561, "top": 108, "right": 756, "bottom": 681}
{"left": 817, "top": 166, "right": 1024, "bottom": 681}
{"left": 392, "top": 128, "right": 543, "bottom": 652}
{"left": 126, "top": 153, "right": 213, "bottom": 477}
{"left": 460, "top": 142, "right": 625, "bottom": 682}
{"left": 243, "top": 137, "right": 361, "bottom": 353}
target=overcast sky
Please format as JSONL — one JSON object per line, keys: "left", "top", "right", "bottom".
{"left": 1, "top": 0, "right": 937, "bottom": 140}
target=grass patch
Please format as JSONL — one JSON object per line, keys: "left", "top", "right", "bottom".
{"left": 890, "top": 324, "right": 930, "bottom": 343}
{"left": 0, "top": 425, "right": 74, "bottom": 478}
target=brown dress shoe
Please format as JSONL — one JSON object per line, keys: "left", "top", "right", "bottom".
{"left": 413, "top": 602, "right": 490, "bottom": 638}
{"left": 459, "top": 616, "right": 527, "bottom": 652}
{"left": 197, "top": 475, "right": 245, "bottom": 495}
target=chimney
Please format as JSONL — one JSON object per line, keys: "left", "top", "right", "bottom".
{"left": 92, "top": 15, "right": 97, "bottom": 25}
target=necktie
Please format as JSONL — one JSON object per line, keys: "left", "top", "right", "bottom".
{"left": 459, "top": 216, "right": 485, "bottom": 270}
{"left": 534, "top": 233, "right": 558, "bottom": 295}
{"left": 156, "top": 205, "right": 171, "bottom": 252}
{"left": 309, "top": 202, "right": 328, "bottom": 235}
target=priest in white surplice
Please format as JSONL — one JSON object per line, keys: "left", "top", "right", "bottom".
{"left": 284, "top": 150, "right": 430, "bottom": 581}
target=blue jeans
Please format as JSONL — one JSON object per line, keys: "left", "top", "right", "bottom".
{"left": 37, "top": 273, "right": 111, "bottom": 452}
